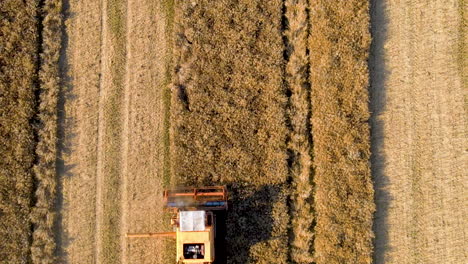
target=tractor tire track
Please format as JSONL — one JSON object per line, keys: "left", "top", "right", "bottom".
{"left": 120, "top": 0, "right": 131, "bottom": 261}
{"left": 94, "top": 0, "right": 107, "bottom": 260}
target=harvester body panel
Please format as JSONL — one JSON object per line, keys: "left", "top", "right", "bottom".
{"left": 176, "top": 226, "right": 215, "bottom": 263}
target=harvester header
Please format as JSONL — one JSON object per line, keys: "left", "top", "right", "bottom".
{"left": 164, "top": 186, "right": 228, "bottom": 211}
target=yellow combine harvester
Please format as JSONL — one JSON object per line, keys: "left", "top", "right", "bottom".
{"left": 127, "top": 186, "right": 228, "bottom": 264}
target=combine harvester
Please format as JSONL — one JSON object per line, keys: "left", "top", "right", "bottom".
{"left": 127, "top": 186, "right": 228, "bottom": 264}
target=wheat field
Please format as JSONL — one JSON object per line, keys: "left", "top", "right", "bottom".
{"left": 1, "top": 0, "right": 466, "bottom": 263}
{"left": 0, "top": 1, "right": 38, "bottom": 262}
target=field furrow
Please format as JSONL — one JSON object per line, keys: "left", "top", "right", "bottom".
{"left": 284, "top": 0, "right": 315, "bottom": 263}
{"left": 56, "top": 0, "right": 172, "bottom": 263}
{"left": 94, "top": 0, "right": 127, "bottom": 262}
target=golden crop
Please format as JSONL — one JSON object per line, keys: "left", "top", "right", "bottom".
{"left": 171, "top": 1, "right": 290, "bottom": 263}
{"left": 0, "top": 0, "right": 39, "bottom": 263}
{"left": 0, "top": 1, "right": 62, "bottom": 263}
{"left": 31, "top": 0, "right": 63, "bottom": 263}
{"left": 309, "top": 0, "right": 375, "bottom": 263}
{"left": 1, "top": 0, "right": 375, "bottom": 262}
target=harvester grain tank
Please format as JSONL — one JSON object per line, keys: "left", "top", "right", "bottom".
{"left": 126, "top": 186, "right": 228, "bottom": 264}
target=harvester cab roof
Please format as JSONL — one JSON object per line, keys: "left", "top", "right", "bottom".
{"left": 177, "top": 210, "right": 214, "bottom": 263}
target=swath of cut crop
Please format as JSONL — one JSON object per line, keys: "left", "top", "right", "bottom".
{"left": 309, "top": 1, "right": 375, "bottom": 263}
{"left": 171, "top": 1, "right": 290, "bottom": 263}
{"left": 0, "top": 0, "right": 38, "bottom": 262}
{"left": 284, "top": 0, "right": 314, "bottom": 263}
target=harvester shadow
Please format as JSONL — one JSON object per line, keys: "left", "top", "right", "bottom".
{"left": 221, "top": 184, "right": 283, "bottom": 264}
{"left": 369, "top": 0, "right": 392, "bottom": 263}
{"left": 55, "top": 0, "right": 77, "bottom": 261}
{"left": 213, "top": 210, "right": 227, "bottom": 264}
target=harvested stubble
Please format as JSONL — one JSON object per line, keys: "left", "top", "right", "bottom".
{"left": 171, "top": 0, "right": 290, "bottom": 263}
{"left": 371, "top": 0, "right": 467, "bottom": 263}
{"left": 96, "top": 0, "right": 127, "bottom": 262}
{"left": 30, "top": 0, "right": 63, "bottom": 263}
{"left": 308, "top": 1, "right": 375, "bottom": 263}
{"left": 284, "top": 0, "right": 315, "bottom": 263}
{"left": 0, "top": 0, "right": 38, "bottom": 263}
{"left": 161, "top": 0, "right": 176, "bottom": 262}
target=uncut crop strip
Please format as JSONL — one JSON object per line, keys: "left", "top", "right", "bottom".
{"left": 284, "top": 0, "right": 314, "bottom": 263}
{"left": 0, "top": 1, "right": 38, "bottom": 262}
{"left": 309, "top": 1, "right": 375, "bottom": 264}
{"left": 30, "top": 0, "right": 63, "bottom": 263}
{"left": 171, "top": 1, "right": 290, "bottom": 263}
